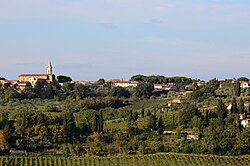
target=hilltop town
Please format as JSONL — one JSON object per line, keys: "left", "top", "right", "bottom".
{"left": 0, "top": 60, "right": 249, "bottom": 157}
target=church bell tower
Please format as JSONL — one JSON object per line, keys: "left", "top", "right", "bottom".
{"left": 47, "top": 60, "right": 52, "bottom": 75}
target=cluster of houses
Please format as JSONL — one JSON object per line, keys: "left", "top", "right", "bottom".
{"left": 240, "top": 114, "right": 250, "bottom": 128}
{"left": 106, "top": 79, "right": 140, "bottom": 88}
{"left": 0, "top": 79, "right": 31, "bottom": 91}
{"left": 226, "top": 104, "right": 250, "bottom": 128}
{"left": 72, "top": 79, "right": 178, "bottom": 90}
{"left": 1, "top": 61, "right": 250, "bottom": 129}
{"left": 219, "top": 80, "right": 250, "bottom": 89}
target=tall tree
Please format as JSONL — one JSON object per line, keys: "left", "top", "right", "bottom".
{"left": 98, "top": 110, "right": 104, "bottom": 133}
{"left": 128, "top": 110, "right": 133, "bottom": 123}
{"left": 216, "top": 99, "right": 227, "bottom": 120}
{"left": 73, "top": 84, "right": 92, "bottom": 99}
{"left": 63, "top": 111, "right": 76, "bottom": 143}
{"left": 148, "top": 112, "right": 157, "bottom": 131}
{"left": 235, "top": 127, "right": 250, "bottom": 155}
{"left": 231, "top": 97, "right": 238, "bottom": 114}
{"left": 4, "top": 87, "right": 19, "bottom": 102}
{"left": 135, "top": 83, "right": 154, "bottom": 98}
{"left": 179, "top": 104, "right": 201, "bottom": 127}
{"left": 238, "top": 98, "right": 245, "bottom": 114}
{"left": 233, "top": 81, "right": 241, "bottom": 97}
{"left": 141, "top": 108, "right": 145, "bottom": 118}
{"left": 14, "top": 110, "right": 36, "bottom": 137}
{"left": 109, "top": 86, "right": 130, "bottom": 98}
{"left": 157, "top": 116, "right": 164, "bottom": 134}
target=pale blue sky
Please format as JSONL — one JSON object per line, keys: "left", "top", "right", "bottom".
{"left": 0, "top": 0, "right": 250, "bottom": 81}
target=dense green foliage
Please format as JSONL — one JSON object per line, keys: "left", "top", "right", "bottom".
{"left": 131, "top": 75, "right": 193, "bottom": 85}
{"left": 56, "top": 75, "right": 72, "bottom": 83}
{"left": 0, "top": 75, "right": 250, "bottom": 157}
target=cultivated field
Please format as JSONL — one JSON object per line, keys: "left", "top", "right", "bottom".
{"left": 0, "top": 153, "right": 249, "bottom": 166}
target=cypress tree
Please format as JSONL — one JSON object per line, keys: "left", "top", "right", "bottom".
{"left": 157, "top": 116, "right": 164, "bottom": 134}
{"left": 141, "top": 108, "right": 145, "bottom": 118}
{"left": 97, "top": 110, "right": 104, "bottom": 133}
{"left": 233, "top": 81, "right": 241, "bottom": 97}
{"left": 216, "top": 99, "right": 227, "bottom": 120}
{"left": 128, "top": 110, "right": 133, "bottom": 122}
{"left": 204, "top": 110, "right": 209, "bottom": 126}
{"left": 238, "top": 98, "right": 245, "bottom": 114}
{"left": 148, "top": 112, "right": 157, "bottom": 131}
{"left": 63, "top": 111, "right": 75, "bottom": 143}
{"left": 231, "top": 97, "right": 238, "bottom": 114}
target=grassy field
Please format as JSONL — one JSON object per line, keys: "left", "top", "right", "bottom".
{"left": 0, "top": 153, "right": 249, "bottom": 166}
{"left": 125, "top": 98, "right": 169, "bottom": 112}
{"left": 0, "top": 99, "right": 62, "bottom": 112}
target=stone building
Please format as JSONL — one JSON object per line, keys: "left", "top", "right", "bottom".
{"left": 18, "top": 60, "right": 55, "bottom": 86}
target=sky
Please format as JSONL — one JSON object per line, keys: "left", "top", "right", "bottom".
{"left": 0, "top": 0, "right": 250, "bottom": 81}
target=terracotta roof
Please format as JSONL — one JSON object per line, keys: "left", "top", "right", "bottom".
{"left": 154, "top": 84, "right": 166, "bottom": 86}
{"left": 107, "top": 79, "right": 129, "bottom": 83}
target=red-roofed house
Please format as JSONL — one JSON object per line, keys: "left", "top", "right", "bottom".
{"left": 154, "top": 84, "right": 175, "bottom": 91}
{"left": 239, "top": 81, "right": 250, "bottom": 89}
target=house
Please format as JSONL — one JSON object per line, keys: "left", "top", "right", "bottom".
{"left": 106, "top": 79, "right": 139, "bottom": 88}
{"left": 168, "top": 99, "right": 182, "bottom": 107}
{"left": 185, "top": 85, "right": 193, "bottom": 90}
{"left": 171, "top": 99, "right": 182, "bottom": 104}
{"left": 196, "top": 81, "right": 206, "bottom": 87}
{"left": 239, "top": 114, "right": 246, "bottom": 120}
{"left": 227, "top": 104, "right": 232, "bottom": 111}
{"left": 186, "top": 135, "right": 199, "bottom": 140}
{"left": 16, "top": 81, "right": 32, "bottom": 91}
{"left": 75, "top": 80, "right": 96, "bottom": 86}
{"left": 154, "top": 84, "right": 175, "bottom": 91}
{"left": 241, "top": 118, "right": 250, "bottom": 128}
{"left": 154, "top": 84, "right": 166, "bottom": 90}
{"left": 239, "top": 81, "right": 250, "bottom": 89}
{"left": 0, "top": 80, "right": 12, "bottom": 89}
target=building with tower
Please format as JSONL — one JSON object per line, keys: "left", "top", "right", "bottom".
{"left": 18, "top": 60, "right": 55, "bottom": 86}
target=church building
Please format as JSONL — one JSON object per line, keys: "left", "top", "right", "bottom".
{"left": 18, "top": 60, "right": 55, "bottom": 86}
